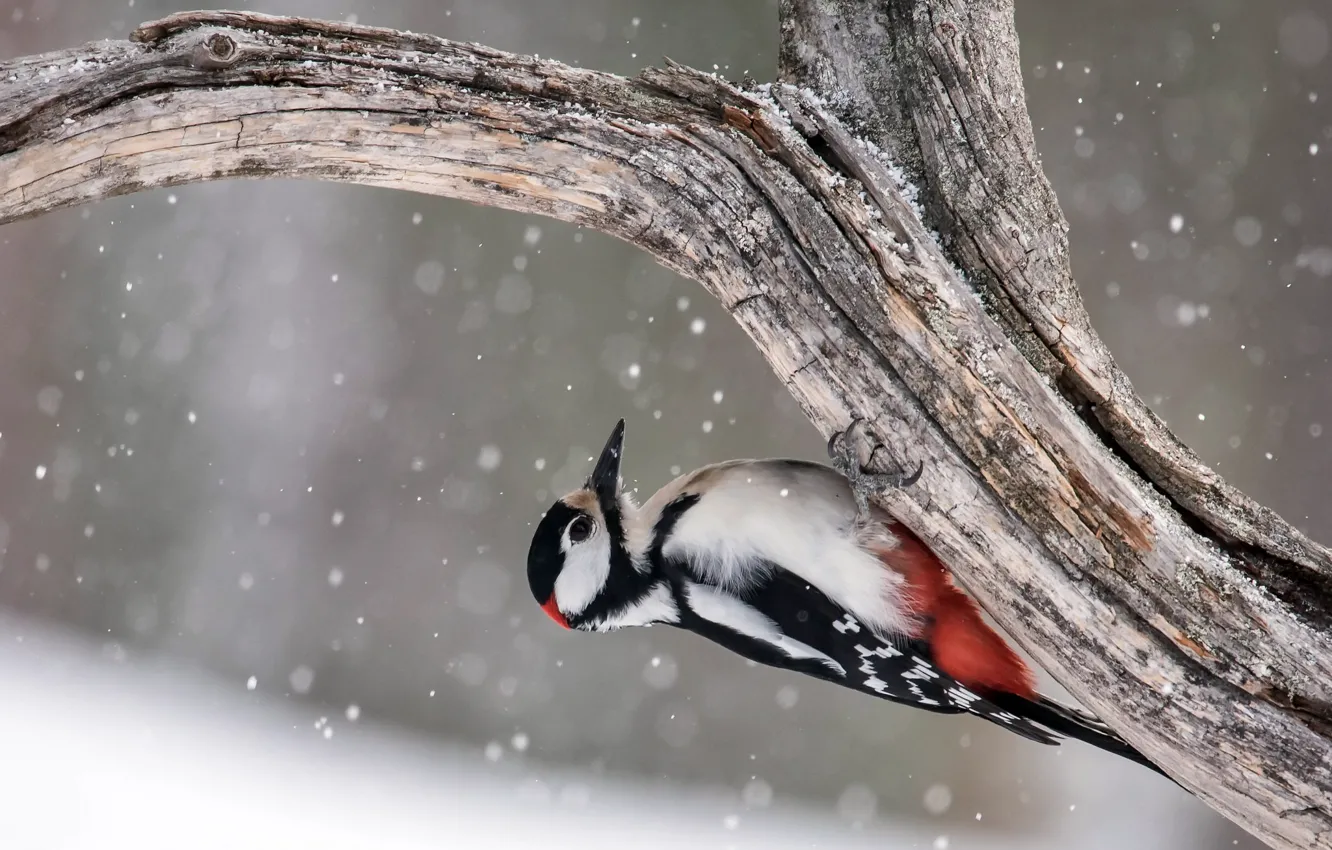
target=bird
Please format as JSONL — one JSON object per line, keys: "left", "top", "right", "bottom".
{"left": 526, "top": 417, "right": 1165, "bottom": 776}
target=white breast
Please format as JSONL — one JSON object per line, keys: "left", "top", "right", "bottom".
{"left": 649, "top": 460, "right": 915, "bottom": 637}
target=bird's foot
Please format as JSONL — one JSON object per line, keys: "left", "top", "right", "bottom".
{"left": 827, "top": 418, "right": 925, "bottom": 517}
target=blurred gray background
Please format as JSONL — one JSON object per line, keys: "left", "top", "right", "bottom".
{"left": 2, "top": 1, "right": 1329, "bottom": 848}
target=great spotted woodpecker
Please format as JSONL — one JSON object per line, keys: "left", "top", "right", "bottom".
{"left": 526, "top": 418, "right": 1163, "bottom": 775}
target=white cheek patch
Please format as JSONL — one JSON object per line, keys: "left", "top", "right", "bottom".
{"left": 554, "top": 529, "right": 610, "bottom": 617}
{"left": 685, "top": 583, "right": 845, "bottom": 676}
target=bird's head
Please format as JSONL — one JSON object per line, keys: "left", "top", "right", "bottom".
{"left": 527, "top": 419, "right": 652, "bottom": 631}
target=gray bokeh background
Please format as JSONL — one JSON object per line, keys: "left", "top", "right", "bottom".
{"left": 2, "top": 1, "right": 1329, "bottom": 848}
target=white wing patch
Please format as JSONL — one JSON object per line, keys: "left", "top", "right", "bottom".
{"left": 853, "top": 643, "right": 930, "bottom": 702}
{"left": 852, "top": 644, "right": 998, "bottom": 710}
{"left": 901, "top": 657, "right": 940, "bottom": 681}
{"left": 833, "top": 613, "right": 861, "bottom": 634}
{"left": 944, "top": 685, "right": 983, "bottom": 708}
{"left": 686, "top": 583, "right": 845, "bottom": 675}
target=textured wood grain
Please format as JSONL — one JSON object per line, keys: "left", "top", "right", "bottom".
{"left": 779, "top": 0, "right": 1332, "bottom": 576}
{"left": 1, "top": 8, "right": 1329, "bottom": 849}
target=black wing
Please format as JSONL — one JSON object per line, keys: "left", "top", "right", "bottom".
{"left": 737, "top": 564, "right": 1063, "bottom": 745}
{"left": 658, "top": 556, "right": 1057, "bottom": 744}
{"left": 746, "top": 568, "right": 1170, "bottom": 777}
{"left": 658, "top": 553, "right": 1167, "bottom": 775}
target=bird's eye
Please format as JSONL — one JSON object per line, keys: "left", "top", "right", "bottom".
{"left": 568, "top": 516, "right": 595, "bottom": 543}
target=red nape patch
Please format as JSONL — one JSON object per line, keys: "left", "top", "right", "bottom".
{"left": 541, "top": 597, "right": 570, "bottom": 629}
{"left": 875, "top": 523, "right": 1036, "bottom": 700}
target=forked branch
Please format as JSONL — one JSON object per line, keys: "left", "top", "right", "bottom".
{"left": 1, "top": 7, "right": 1329, "bottom": 848}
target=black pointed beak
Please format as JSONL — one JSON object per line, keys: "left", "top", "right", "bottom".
{"left": 587, "top": 418, "right": 625, "bottom": 505}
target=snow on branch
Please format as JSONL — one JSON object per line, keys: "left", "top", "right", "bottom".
{"left": 1, "top": 7, "right": 1329, "bottom": 848}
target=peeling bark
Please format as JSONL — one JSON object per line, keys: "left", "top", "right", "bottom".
{"left": 1, "top": 8, "right": 1329, "bottom": 849}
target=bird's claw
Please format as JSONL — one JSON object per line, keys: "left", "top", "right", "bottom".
{"left": 827, "top": 418, "right": 925, "bottom": 517}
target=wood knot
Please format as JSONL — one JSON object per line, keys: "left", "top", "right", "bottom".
{"left": 191, "top": 31, "right": 240, "bottom": 71}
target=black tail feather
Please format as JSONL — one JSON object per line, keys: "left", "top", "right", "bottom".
{"left": 987, "top": 692, "right": 1173, "bottom": 781}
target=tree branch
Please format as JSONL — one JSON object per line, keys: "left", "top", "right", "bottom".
{"left": 1, "top": 8, "right": 1329, "bottom": 848}
{"left": 779, "top": 0, "right": 1332, "bottom": 576}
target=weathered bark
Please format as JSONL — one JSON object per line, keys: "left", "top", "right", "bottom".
{"left": 1, "top": 7, "right": 1328, "bottom": 849}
